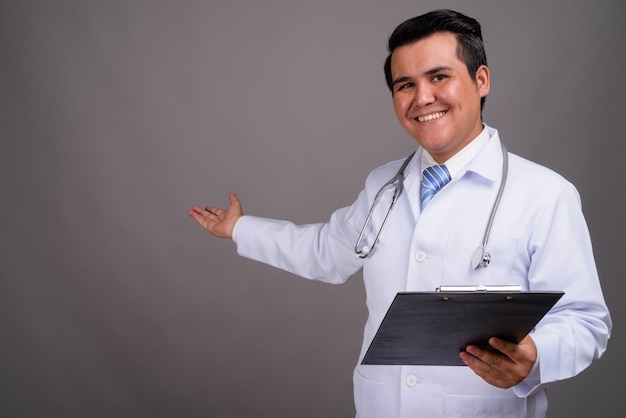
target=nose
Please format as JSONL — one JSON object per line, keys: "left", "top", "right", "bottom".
{"left": 414, "top": 82, "right": 435, "bottom": 107}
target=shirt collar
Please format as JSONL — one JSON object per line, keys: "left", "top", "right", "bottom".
{"left": 420, "top": 124, "right": 491, "bottom": 180}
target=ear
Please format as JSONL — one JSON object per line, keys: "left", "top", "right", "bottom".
{"left": 475, "top": 65, "right": 490, "bottom": 98}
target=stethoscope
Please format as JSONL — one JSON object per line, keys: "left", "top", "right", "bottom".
{"left": 354, "top": 142, "right": 509, "bottom": 270}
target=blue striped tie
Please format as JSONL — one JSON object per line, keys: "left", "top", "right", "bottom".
{"left": 420, "top": 165, "right": 451, "bottom": 209}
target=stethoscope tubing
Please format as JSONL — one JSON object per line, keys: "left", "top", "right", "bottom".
{"left": 355, "top": 143, "right": 509, "bottom": 267}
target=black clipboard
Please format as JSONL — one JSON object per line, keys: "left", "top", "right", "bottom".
{"left": 361, "top": 290, "right": 564, "bottom": 366}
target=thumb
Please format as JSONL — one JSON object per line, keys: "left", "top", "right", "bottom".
{"left": 226, "top": 192, "right": 243, "bottom": 218}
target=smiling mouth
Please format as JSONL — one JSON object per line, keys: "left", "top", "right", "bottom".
{"left": 416, "top": 111, "right": 447, "bottom": 122}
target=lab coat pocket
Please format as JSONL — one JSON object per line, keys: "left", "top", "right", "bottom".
{"left": 353, "top": 369, "right": 383, "bottom": 418}
{"left": 443, "top": 394, "right": 527, "bottom": 417}
{"left": 443, "top": 232, "right": 520, "bottom": 285}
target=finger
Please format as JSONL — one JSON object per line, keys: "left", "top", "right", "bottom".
{"left": 460, "top": 351, "right": 510, "bottom": 388}
{"left": 465, "top": 344, "right": 504, "bottom": 368}
{"left": 188, "top": 209, "right": 214, "bottom": 229}
{"left": 190, "top": 205, "right": 207, "bottom": 215}
{"left": 488, "top": 338, "right": 515, "bottom": 359}
{"left": 493, "top": 336, "right": 537, "bottom": 368}
{"left": 229, "top": 192, "right": 240, "bottom": 203}
{"left": 189, "top": 207, "right": 215, "bottom": 223}
{"left": 460, "top": 351, "right": 495, "bottom": 378}
{"left": 189, "top": 207, "right": 210, "bottom": 222}
{"left": 226, "top": 192, "right": 243, "bottom": 216}
{"left": 204, "top": 206, "right": 223, "bottom": 215}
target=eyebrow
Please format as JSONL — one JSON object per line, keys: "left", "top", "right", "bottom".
{"left": 392, "top": 76, "right": 412, "bottom": 87}
{"left": 392, "top": 66, "right": 453, "bottom": 87}
{"left": 425, "top": 65, "right": 452, "bottom": 75}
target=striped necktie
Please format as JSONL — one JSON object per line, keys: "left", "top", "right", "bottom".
{"left": 420, "top": 165, "right": 451, "bottom": 209}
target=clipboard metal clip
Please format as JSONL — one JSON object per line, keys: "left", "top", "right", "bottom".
{"left": 435, "top": 284, "right": 523, "bottom": 292}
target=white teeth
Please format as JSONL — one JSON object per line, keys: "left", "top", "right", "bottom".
{"left": 417, "top": 111, "right": 446, "bottom": 122}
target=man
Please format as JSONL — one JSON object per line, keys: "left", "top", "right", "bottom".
{"left": 188, "top": 9, "right": 611, "bottom": 418}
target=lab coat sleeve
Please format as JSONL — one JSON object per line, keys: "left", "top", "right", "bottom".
{"left": 513, "top": 181, "right": 612, "bottom": 397}
{"left": 234, "top": 191, "right": 370, "bottom": 284}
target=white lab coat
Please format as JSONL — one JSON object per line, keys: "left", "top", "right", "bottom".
{"left": 235, "top": 126, "right": 611, "bottom": 417}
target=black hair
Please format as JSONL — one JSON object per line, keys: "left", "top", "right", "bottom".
{"left": 383, "top": 9, "right": 488, "bottom": 109}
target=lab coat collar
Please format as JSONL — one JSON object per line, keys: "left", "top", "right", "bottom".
{"left": 399, "top": 125, "right": 504, "bottom": 218}
{"left": 463, "top": 125, "right": 505, "bottom": 183}
{"left": 407, "top": 125, "right": 504, "bottom": 184}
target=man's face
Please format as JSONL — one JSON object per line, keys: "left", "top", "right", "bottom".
{"left": 390, "top": 32, "right": 490, "bottom": 163}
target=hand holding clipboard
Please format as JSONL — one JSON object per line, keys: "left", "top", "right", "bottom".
{"left": 361, "top": 287, "right": 563, "bottom": 366}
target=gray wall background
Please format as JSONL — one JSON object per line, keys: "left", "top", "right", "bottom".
{"left": 1, "top": 0, "right": 624, "bottom": 417}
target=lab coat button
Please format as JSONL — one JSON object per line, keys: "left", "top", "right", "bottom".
{"left": 415, "top": 251, "right": 426, "bottom": 262}
{"left": 406, "top": 375, "right": 419, "bottom": 387}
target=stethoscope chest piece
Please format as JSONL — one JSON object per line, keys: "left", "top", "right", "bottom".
{"left": 472, "top": 245, "right": 491, "bottom": 269}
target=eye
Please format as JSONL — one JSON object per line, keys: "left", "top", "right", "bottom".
{"left": 397, "top": 82, "right": 414, "bottom": 91}
{"left": 432, "top": 74, "right": 446, "bottom": 82}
